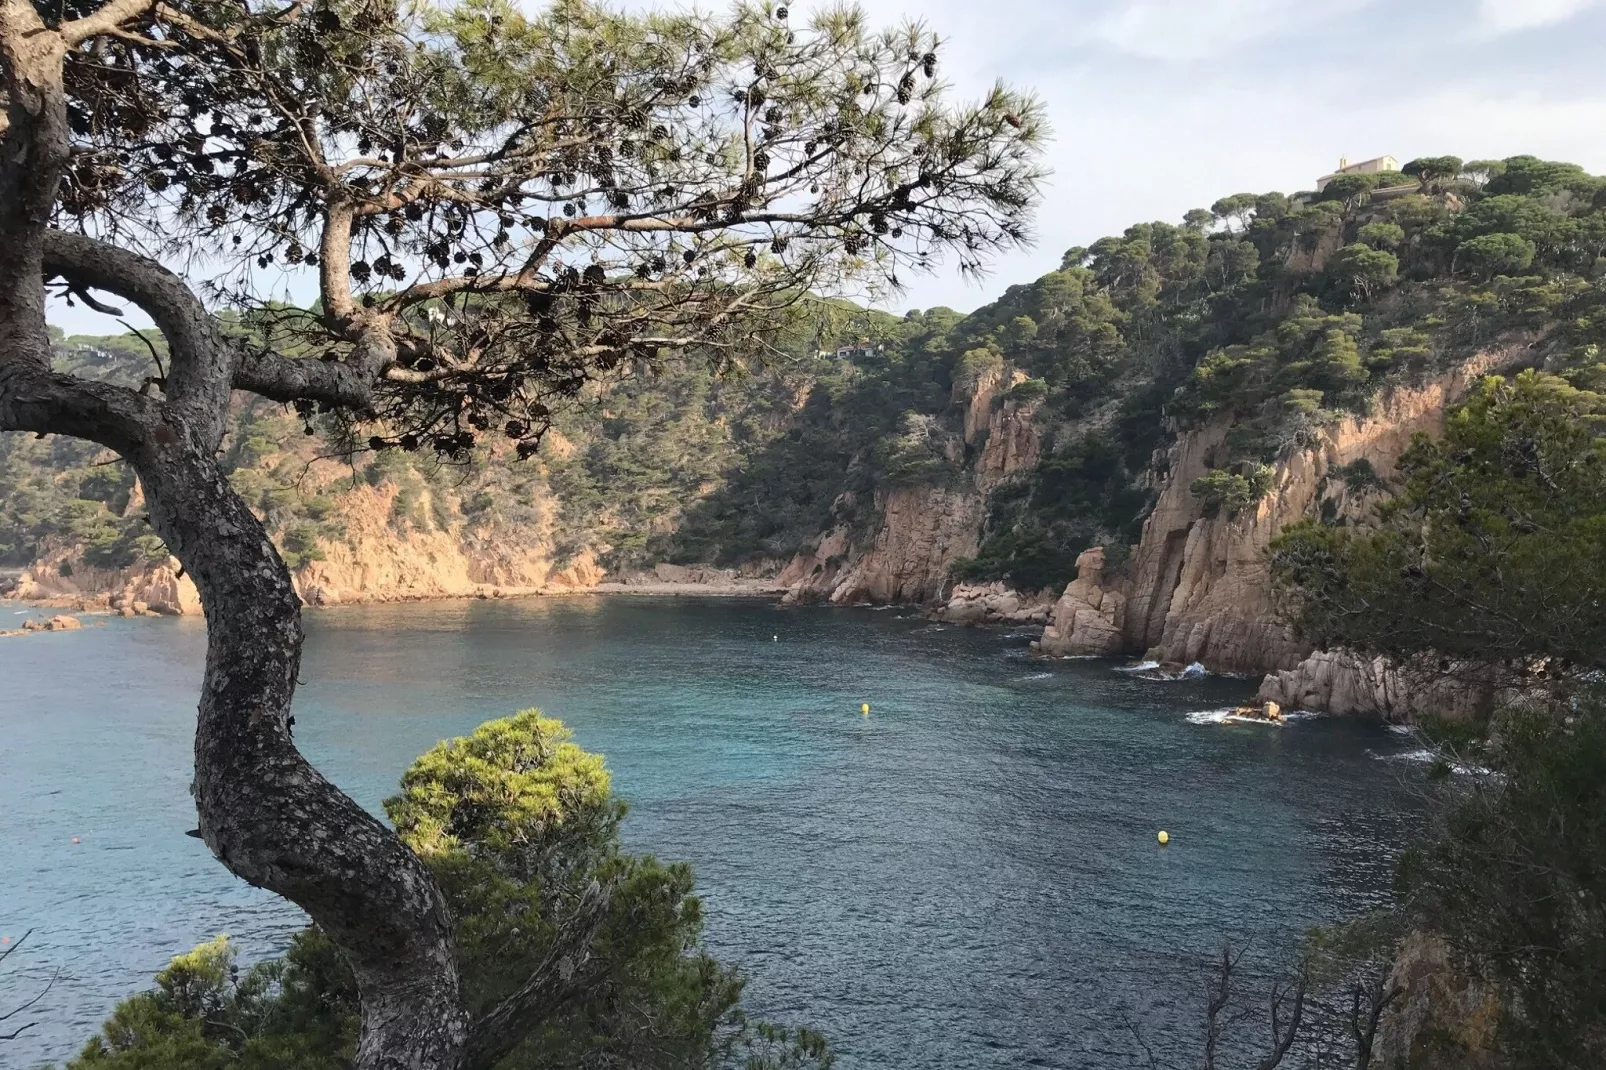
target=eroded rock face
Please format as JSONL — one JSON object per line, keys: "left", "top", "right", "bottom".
{"left": 780, "top": 482, "right": 987, "bottom": 604}
{"left": 1255, "top": 650, "right": 1501, "bottom": 722}
{"left": 13, "top": 553, "right": 201, "bottom": 616}
{"left": 1035, "top": 547, "right": 1126, "bottom": 656}
{"left": 1374, "top": 932, "right": 1504, "bottom": 1070}
{"left": 781, "top": 372, "right": 1041, "bottom": 606}
{"left": 18, "top": 479, "right": 623, "bottom": 615}
{"left": 294, "top": 482, "right": 568, "bottom": 606}
{"left": 1038, "top": 347, "right": 1529, "bottom": 714}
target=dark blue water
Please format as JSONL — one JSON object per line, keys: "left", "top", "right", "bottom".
{"left": 0, "top": 597, "right": 1423, "bottom": 1068}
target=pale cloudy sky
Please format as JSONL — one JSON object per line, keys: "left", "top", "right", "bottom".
{"left": 850, "top": 0, "right": 1606, "bottom": 313}
{"left": 51, "top": 0, "right": 1606, "bottom": 334}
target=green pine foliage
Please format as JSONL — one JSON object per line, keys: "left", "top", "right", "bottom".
{"left": 65, "top": 711, "right": 831, "bottom": 1070}
{"left": 1270, "top": 369, "right": 1606, "bottom": 671}
{"left": 1398, "top": 696, "right": 1606, "bottom": 1070}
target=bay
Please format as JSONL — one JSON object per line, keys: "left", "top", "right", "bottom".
{"left": 0, "top": 596, "right": 1423, "bottom": 1068}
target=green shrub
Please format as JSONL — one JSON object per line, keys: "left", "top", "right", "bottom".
{"left": 1005, "top": 377, "right": 1049, "bottom": 403}
{"left": 1457, "top": 232, "right": 1537, "bottom": 279}
{"left": 1332, "top": 457, "right": 1385, "bottom": 493}
{"left": 1191, "top": 464, "right": 1275, "bottom": 518}
{"left": 67, "top": 712, "right": 833, "bottom": 1070}
{"left": 1357, "top": 221, "right": 1405, "bottom": 250}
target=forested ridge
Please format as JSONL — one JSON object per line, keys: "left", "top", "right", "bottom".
{"left": 8, "top": 153, "right": 1606, "bottom": 594}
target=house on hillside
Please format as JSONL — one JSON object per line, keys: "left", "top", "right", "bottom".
{"left": 822, "top": 340, "right": 881, "bottom": 360}
{"left": 1315, "top": 155, "right": 1400, "bottom": 192}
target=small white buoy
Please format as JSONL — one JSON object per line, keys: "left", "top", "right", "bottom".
{"left": 773, "top": 635, "right": 778, "bottom": 642}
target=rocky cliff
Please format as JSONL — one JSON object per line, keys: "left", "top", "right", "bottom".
{"left": 8, "top": 551, "right": 203, "bottom": 616}
{"left": 5, "top": 475, "right": 606, "bottom": 615}
{"left": 290, "top": 481, "right": 603, "bottom": 606}
{"left": 1036, "top": 346, "right": 1530, "bottom": 714}
{"left": 778, "top": 362, "right": 1040, "bottom": 605}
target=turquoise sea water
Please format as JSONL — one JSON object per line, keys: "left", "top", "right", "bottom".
{"left": 0, "top": 596, "right": 1424, "bottom": 1068}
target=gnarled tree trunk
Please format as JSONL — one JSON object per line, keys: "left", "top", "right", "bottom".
{"left": 0, "top": 4, "right": 470, "bottom": 1066}
{"left": 134, "top": 434, "right": 470, "bottom": 1070}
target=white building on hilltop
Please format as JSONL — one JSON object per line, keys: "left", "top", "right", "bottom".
{"left": 1315, "top": 155, "right": 1401, "bottom": 192}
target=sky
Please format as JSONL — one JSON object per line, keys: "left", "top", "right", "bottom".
{"left": 51, "top": 0, "right": 1606, "bottom": 335}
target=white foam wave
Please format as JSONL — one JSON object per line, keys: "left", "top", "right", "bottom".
{"left": 1021, "top": 672, "right": 1054, "bottom": 681}
{"left": 1377, "top": 749, "right": 1495, "bottom": 776}
{"left": 1116, "top": 659, "right": 1218, "bottom": 681}
{"left": 1185, "top": 708, "right": 1237, "bottom": 725}
{"left": 1186, "top": 707, "right": 1323, "bottom": 727}
{"left": 1186, "top": 708, "right": 1285, "bottom": 728}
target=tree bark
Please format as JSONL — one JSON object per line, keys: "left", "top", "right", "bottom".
{"left": 129, "top": 424, "right": 470, "bottom": 1070}
{"left": 2, "top": 292, "right": 475, "bottom": 1070}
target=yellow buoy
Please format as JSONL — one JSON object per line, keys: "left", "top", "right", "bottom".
{"left": 861, "top": 703, "right": 870, "bottom": 716}
{"left": 1157, "top": 830, "right": 1170, "bottom": 845}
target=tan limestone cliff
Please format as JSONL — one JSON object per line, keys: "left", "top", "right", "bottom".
{"left": 779, "top": 482, "right": 988, "bottom": 604}
{"left": 1038, "top": 346, "right": 1529, "bottom": 713}
{"left": 14, "top": 478, "right": 607, "bottom": 615}
{"left": 12, "top": 552, "right": 201, "bottom": 616}
{"left": 292, "top": 482, "right": 574, "bottom": 606}
{"left": 14, "top": 470, "right": 797, "bottom": 614}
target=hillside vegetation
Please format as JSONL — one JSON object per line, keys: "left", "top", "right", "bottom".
{"left": 7, "top": 154, "right": 1606, "bottom": 594}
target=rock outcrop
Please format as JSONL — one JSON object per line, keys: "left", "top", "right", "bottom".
{"left": 11, "top": 553, "right": 201, "bottom": 616}
{"left": 932, "top": 581, "right": 1056, "bottom": 625}
{"left": 607, "top": 562, "right": 786, "bottom": 595}
{"left": 1036, "top": 547, "right": 1127, "bottom": 655}
{"left": 1037, "top": 347, "right": 1529, "bottom": 715}
{"left": 1255, "top": 650, "right": 1499, "bottom": 723}
{"left": 780, "top": 483, "right": 988, "bottom": 604}
{"left": 1373, "top": 932, "right": 1503, "bottom": 1070}
{"left": 4, "top": 613, "right": 85, "bottom": 638}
